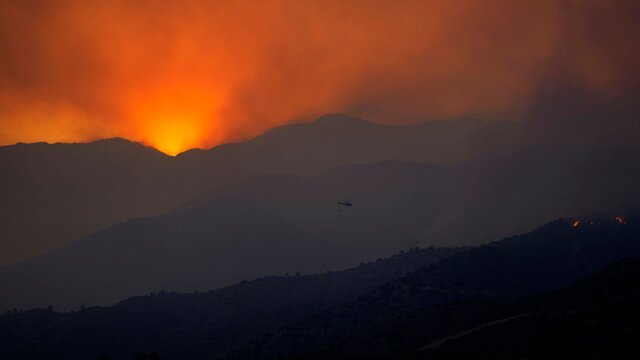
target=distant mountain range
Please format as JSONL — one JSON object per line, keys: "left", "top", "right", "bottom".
{"left": 179, "top": 114, "right": 518, "bottom": 176}
{"left": 0, "top": 138, "right": 245, "bottom": 265}
{"left": 1, "top": 142, "right": 639, "bottom": 310}
{"left": 0, "top": 114, "right": 516, "bottom": 265}
{"left": 0, "top": 212, "right": 637, "bottom": 360}
{"left": 2, "top": 113, "right": 640, "bottom": 317}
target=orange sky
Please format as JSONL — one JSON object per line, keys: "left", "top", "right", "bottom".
{"left": 0, "top": 0, "right": 638, "bottom": 155}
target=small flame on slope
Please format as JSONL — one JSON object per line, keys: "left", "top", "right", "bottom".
{"left": 615, "top": 216, "right": 627, "bottom": 225}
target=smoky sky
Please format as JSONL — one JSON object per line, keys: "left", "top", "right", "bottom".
{"left": 0, "top": 0, "right": 638, "bottom": 154}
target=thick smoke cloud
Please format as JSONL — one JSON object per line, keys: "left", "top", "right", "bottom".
{"left": 0, "top": 0, "right": 637, "bottom": 154}
{"left": 523, "top": 0, "right": 640, "bottom": 146}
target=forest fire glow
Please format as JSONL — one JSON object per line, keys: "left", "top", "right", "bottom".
{"left": 1, "top": 0, "right": 638, "bottom": 154}
{"left": 137, "top": 115, "right": 208, "bottom": 156}
{"left": 615, "top": 216, "right": 627, "bottom": 225}
{"left": 128, "top": 86, "right": 223, "bottom": 155}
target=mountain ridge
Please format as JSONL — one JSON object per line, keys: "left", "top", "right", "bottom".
{"left": 0, "top": 114, "right": 517, "bottom": 265}
{"left": 225, "top": 212, "right": 640, "bottom": 359}
{"left": 0, "top": 213, "right": 637, "bottom": 360}
{"left": 0, "top": 247, "right": 457, "bottom": 360}
{"left": 2, "top": 143, "right": 639, "bottom": 309}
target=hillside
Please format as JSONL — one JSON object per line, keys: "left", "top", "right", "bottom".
{"left": 2, "top": 144, "right": 640, "bottom": 311}
{"left": 0, "top": 248, "right": 456, "bottom": 360}
{"left": 290, "top": 258, "right": 640, "bottom": 359}
{"left": 0, "top": 115, "right": 514, "bottom": 265}
{"left": 0, "top": 213, "right": 637, "bottom": 360}
{"left": 226, "top": 212, "right": 640, "bottom": 359}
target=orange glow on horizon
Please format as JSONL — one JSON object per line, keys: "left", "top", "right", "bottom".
{"left": 127, "top": 83, "right": 225, "bottom": 155}
{"left": 1, "top": 0, "right": 638, "bottom": 154}
{"left": 136, "top": 113, "right": 210, "bottom": 156}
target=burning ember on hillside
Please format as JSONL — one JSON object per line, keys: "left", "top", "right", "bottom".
{"left": 615, "top": 216, "right": 627, "bottom": 225}
{"left": 571, "top": 216, "right": 628, "bottom": 229}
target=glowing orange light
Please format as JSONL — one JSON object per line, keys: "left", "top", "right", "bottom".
{"left": 127, "top": 84, "right": 225, "bottom": 155}
{"left": 0, "top": 0, "right": 569, "bottom": 151}
{"left": 615, "top": 216, "right": 627, "bottom": 225}
{"left": 140, "top": 117, "right": 205, "bottom": 156}
{"left": 571, "top": 220, "right": 580, "bottom": 228}
{"left": 0, "top": 1, "right": 634, "bottom": 153}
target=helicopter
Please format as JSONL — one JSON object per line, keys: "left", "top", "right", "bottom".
{"left": 337, "top": 200, "right": 353, "bottom": 207}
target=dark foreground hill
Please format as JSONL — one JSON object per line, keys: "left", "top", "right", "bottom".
{"left": 287, "top": 257, "right": 640, "bottom": 360}
{"left": 225, "top": 212, "right": 640, "bottom": 359}
{"left": 0, "top": 248, "right": 456, "bottom": 360}
{"left": 416, "top": 257, "right": 640, "bottom": 360}
{"left": 1, "top": 213, "right": 638, "bottom": 360}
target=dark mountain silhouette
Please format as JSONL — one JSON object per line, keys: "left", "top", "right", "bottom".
{"left": 179, "top": 114, "right": 518, "bottom": 176}
{"left": 176, "top": 160, "right": 449, "bottom": 259}
{"left": 0, "top": 214, "right": 638, "bottom": 360}
{"left": 189, "top": 143, "right": 640, "bottom": 250}
{"left": 1, "top": 144, "right": 640, "bottom": 311}
{"left": 0, "top": 247, "right": 456, "bottom": 360}
{"left": 425, "top": 144, "right": 640, "bottom": 246}
{"left": 285, "top": 257, "right": 640, "bottom": 359}
{"left": 226, "top": 212, "right": 640, "bottom": 359}
{"left": 0, "top": 138, "right": 244, "bottom": 265}
{"left": 415, "top": 258, "right": 640, "bottom": 360}
{"left": 0, "top": 161, "right": 448, "bottom": 310}
{"left": 0, "top": 115, "right": 515, "bottom": 266}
